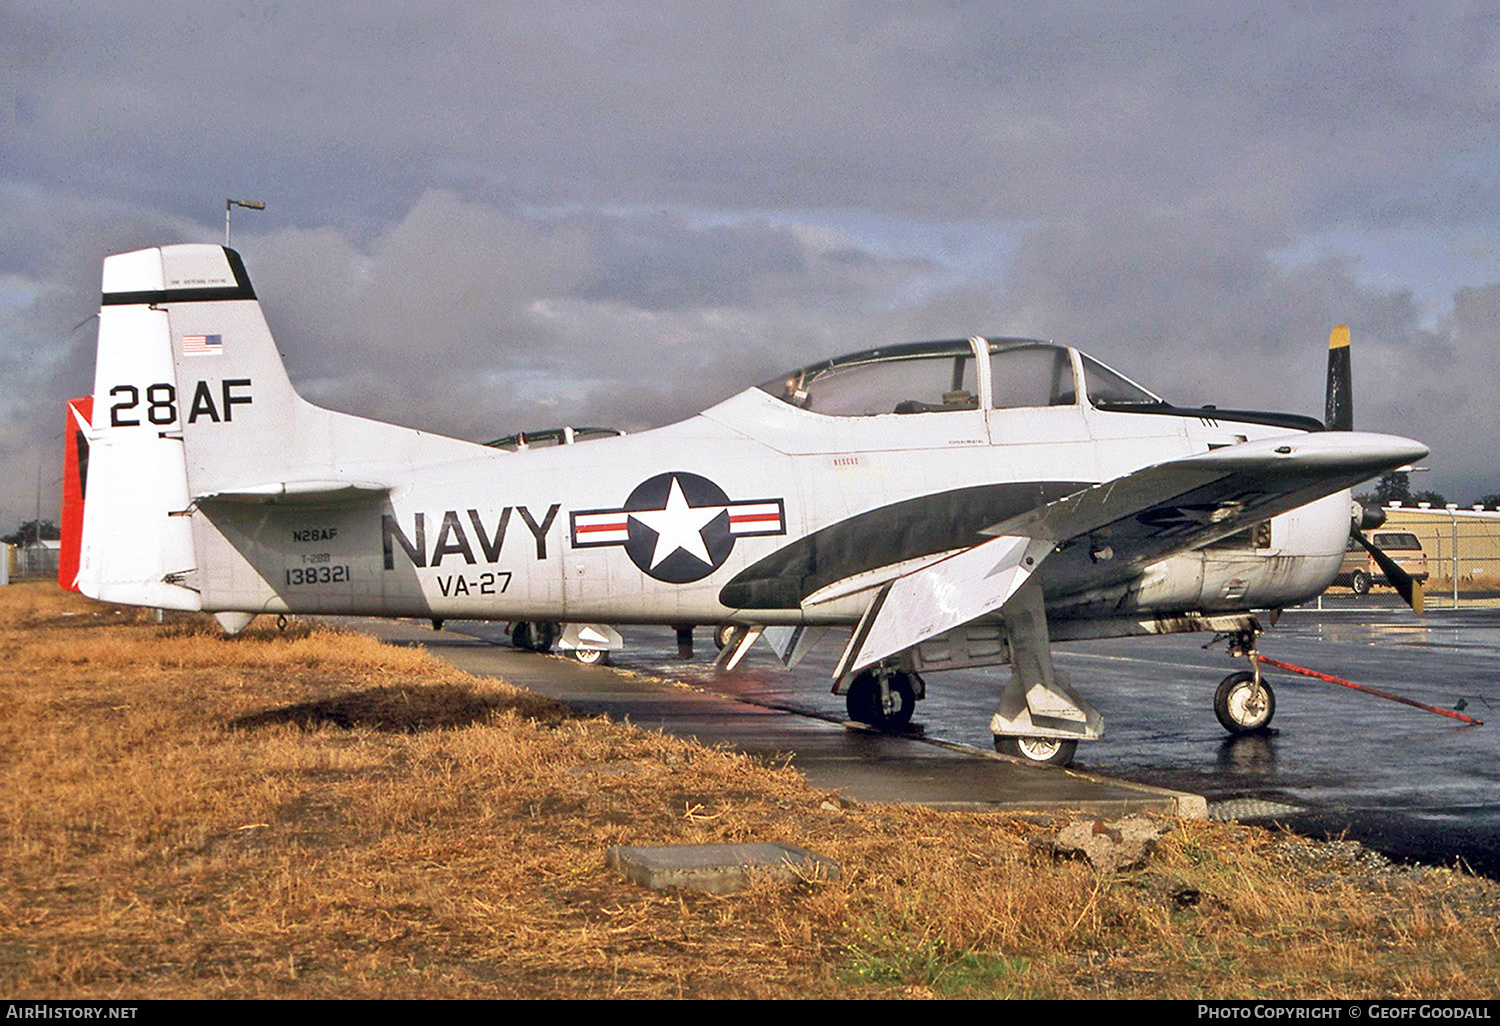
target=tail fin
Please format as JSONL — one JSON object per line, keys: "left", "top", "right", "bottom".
{"left": 79, "top": 244, "right": 481, "bottom": 612}
{"left": 102, "top": 244, "right": 304, "bottom": 499}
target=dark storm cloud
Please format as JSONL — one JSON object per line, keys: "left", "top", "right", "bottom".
{"left": 9, "top": 4, "right": 1488, "bottom": 227}
{"left": 229, "top": 191, "right": 941, "bottom": 441}
{"left": 2, "top": 1, "right": 1499, "bottom": 521}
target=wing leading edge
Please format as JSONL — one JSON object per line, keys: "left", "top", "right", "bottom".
{"left": 834, "top": 431, "right": 1427, "bottom": 678}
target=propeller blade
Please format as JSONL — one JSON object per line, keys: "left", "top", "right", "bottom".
{"left": 1353, "top": 529, "right": 1424, "bottom": 614}
{"left": 1325, "top": 324, "right": 1354, "bottom": 431}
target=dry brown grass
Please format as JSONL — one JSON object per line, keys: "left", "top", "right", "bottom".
{"left": 2, "top": 581, "right": 1497, "bottom": 999}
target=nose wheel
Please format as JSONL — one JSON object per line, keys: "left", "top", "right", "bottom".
{"left": 1213, "top": 627, "right": 1277, "bottom": 734}
{"left": 1214, "top": 670, "right": 1276, "bottom": 733}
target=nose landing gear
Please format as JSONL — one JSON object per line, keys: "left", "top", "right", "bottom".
{"left": 1215, "top": 670, "right": 1277, "bottom": 733}
{"left": 1215, "top": 628, "right": 1276, "bottom": 734}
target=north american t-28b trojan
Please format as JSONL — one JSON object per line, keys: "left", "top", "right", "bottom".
{"left": 63, "top": 244, "right": 1428, "bottom": 766}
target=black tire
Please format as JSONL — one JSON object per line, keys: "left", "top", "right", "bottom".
{"left": 511, "top": 621, "right": 533, "bottom": 650}
{"left": 572, "top": 647, "right": 608, "bottom": 665}
{"left": 1351, "top": 570, "right": 1371, "bottom": 595}
{"left": 713, "top": 623, "right": 735, "bottom": 651}
{"left": 1214, "top": 671, "right": 1276, "bottom": 734}
{"left": 532, "top": 621, "right": 558, "bottom": 653}
{"left": 993, "top": 736, "right": 1078, "bottom": 767}
{"left": 844, "top": 671, "right": 916, "bottom": 729}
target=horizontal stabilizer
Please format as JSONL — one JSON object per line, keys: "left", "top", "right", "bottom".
{"left": 195, "top": 480, "right": 391, "bottom": 505}
{"left": 834, "top": 534, "right": 1055, "bottom": 680}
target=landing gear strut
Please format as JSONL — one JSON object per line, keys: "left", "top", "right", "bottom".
{"left": 986, "top": 584, "right": 1100, "bottom": 767}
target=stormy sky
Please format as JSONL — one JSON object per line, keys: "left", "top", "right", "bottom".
{"left": 3, "top": 2, "right": 1498, "bottom": 526}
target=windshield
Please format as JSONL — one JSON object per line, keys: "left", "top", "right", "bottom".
{"left": 1081, "top": 354, "right": 1164, "bottom": 405}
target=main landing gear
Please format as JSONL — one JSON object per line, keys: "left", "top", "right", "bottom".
{"left": 843, "top": 667, "right": 922, "bottom": 730}
{"left": 509, "top": 620, "right": 557, "bottom": 653}
{"left": 1214, "top": 628, "right": 1276, "bottom": 734}
{"left": 987, "top": 584, "right": 1102, "bottom": 767}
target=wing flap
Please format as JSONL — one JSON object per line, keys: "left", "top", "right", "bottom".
{"left": 834, "top": 534, "right": 1055, "bottom": 680}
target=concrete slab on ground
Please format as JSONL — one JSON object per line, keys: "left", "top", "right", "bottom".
{"left": 606, "top": 843, "right": 841, "bottom": 894}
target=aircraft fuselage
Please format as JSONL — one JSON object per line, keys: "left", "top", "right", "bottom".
{"left": 188, "top": 376, "right": 1350, "bottom": 635}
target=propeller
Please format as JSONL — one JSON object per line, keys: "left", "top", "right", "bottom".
{"left": 1352, "top": 527, "right": 1424, "bottom": 614}
{"left": 1325, "top": 324, "right": 1354, "bottom": 431}
{"left": 1326, "top": 325, "right": 1424, "bottom": 614}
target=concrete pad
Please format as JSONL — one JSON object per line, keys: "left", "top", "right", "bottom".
{"left": 606, "top": 842, "right": 840, "bottom": 894}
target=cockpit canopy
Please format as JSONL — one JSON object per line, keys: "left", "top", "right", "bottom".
{"left": 758, "top": 337, "right": 1162, "bottom": 417}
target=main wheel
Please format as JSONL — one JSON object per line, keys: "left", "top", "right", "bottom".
{"left": 532, "top": 621, "right": 558, "bottom": 653}
{"left": 994, "top": 736, "right": 1078, "bottom": 767}
{"left": 1350, "top": 569, "right": 1371, "bottom": 595}
{"left": 511, "top": 621, "right": 533, "bottom": 650}
{"left": 844, "top": 671, "right": 916, "bottom": 729}
{"left": 713, "top": 623, "right": 735, "bottom": 650}
{"left": 1214, "top": 671, "right": 1276, "bottom": 734}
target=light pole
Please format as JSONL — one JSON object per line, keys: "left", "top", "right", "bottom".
{"left": 224, "top": 198, "right": 266, "bottom": 246}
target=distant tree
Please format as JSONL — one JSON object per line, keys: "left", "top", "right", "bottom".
{"left": 1475, "top": 493, "right": 1500, "bottom": 509}
{"left": 1409, "top": 489, "right": 1449, "bottom": 507}
{"left": 1371, "top": 471, "right": 1411, "bottom": 505}
{"left": 2, "top": 520, "right": 59, "bottom": 546}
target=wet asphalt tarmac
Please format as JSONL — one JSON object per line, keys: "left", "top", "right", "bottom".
{"left": 454, "top": 594, "right": 1499, "bottom": 877}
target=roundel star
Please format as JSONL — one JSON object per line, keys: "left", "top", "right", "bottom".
{"left": 568, "top": 471, "right": 786, "bottom": 584}
{"left": 631, "top": 476, "right": 726, "bottom": 569}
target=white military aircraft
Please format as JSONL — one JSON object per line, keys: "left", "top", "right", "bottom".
{"left": 64, "top": 244, "right": 1428, "bottom": 766}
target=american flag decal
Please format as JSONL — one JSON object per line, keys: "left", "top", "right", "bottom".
{"left": 182, "top": 333, "right": 223, "bottom": 356}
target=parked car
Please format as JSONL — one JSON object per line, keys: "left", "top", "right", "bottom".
{"left": 1338, "top": 531, "right": 1429, "bottom": 594}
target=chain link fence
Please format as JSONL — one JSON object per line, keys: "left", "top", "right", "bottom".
{"left": 1380, "top": 506, "right": 1500, "bottom": 608}
{"left": 2, "top": 542, "right": 60, "bottom": 582}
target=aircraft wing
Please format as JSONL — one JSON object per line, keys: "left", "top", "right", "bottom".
{"left": 835, "top": 431, "right": 1426, "bottom": 678}
{"left": 987, "top": 431, "right": 1427, "bottom": 591}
